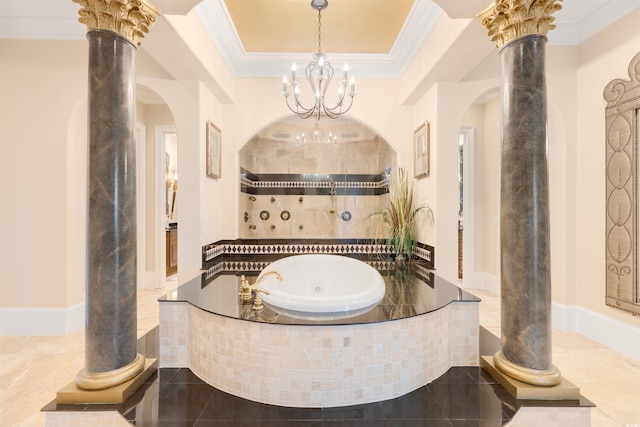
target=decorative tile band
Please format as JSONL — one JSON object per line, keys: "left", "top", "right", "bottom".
{"left": 202, "top": 259, "right": 400, "bottom": 283}
{"left": 241, "top": 168, "right": 390, "bottom": 196}
{"left": 202, "top": 239, "right": 434, "bottom": 267}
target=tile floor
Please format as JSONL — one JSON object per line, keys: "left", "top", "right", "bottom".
{"left": 0, "top": 282, "right": 639, "bottom": 426}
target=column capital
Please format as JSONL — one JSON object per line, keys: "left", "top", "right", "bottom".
{"left": 73, "top": 0, "right": 160, "bottom": 46}
{"left": 478, "top": 0, "right": 562, "bottom": 49}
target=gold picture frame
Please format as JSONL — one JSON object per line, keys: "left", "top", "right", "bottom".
{"left": 414, "top": 121, "right": 430, "bottom": 178}
{"left": 206, "top": 119, "right": 221, "bottom": 179}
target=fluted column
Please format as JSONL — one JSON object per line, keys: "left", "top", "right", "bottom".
{"left": 73, "top": 0, "right": 159, "bottom": 391}
{"left": 479, "top": 0, "right": 562, "bottom": 387}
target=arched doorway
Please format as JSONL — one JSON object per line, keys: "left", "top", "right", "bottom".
{"left": 459, "top": 88, "right": 500, "bottom": 292}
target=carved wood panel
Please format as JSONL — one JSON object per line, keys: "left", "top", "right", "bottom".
{"left": 604, "top": 51, "right": 640, "bottom": 315}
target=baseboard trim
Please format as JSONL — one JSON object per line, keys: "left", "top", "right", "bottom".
{"left": 465, "top": 272, "right": 500, "bottom": 295}
{"left": 552, "top": 302, "right": 640, "bottom": 362}
{"left": 472, "top": 283, "right": 640, "bottom": 363}
{"left": 0, "top": 302, "right": 85, "bottom": 336}
{"left": 145, "top": 271, "right": 161, "bottom": 290}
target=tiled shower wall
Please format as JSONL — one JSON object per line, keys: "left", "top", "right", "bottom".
{"left": 239, "top": 172, "right": 389, "bottom": 239}
{"left": 238, "top": 135, "right": 397, "bottom": 239}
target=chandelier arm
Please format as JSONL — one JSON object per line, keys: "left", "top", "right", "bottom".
{"left": 322, "top": 95, "right": 354, "bottom": 119}
{"left": 284, "top": 91, "right": 315, "bottom": 117}
{"left": 284, "top": 96, "right": 316, "bottom": 119}
{"left": 319, "top": 69, "right": 351, "bottom": 111}
{"left": 292, "top": 87, "right": 309, "bottom": 112}
{"left": 305, "top": 61, "right": 320, "bottom": 105}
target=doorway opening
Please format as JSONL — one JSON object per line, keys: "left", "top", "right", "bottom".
{"left": 156, "top": 127, "right": 178, "bottom": 287}
{"left": 458, "top": 126, "right": 475, "bottom": 285}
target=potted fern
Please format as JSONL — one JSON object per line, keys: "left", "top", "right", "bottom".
{"left": 371, "top": 167, "right": 433, "bottom": 262}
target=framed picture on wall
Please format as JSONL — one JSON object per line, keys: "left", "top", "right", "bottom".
{"left": 414, "top": 121, "right": 430, "bottom": 178}
{"left": 206, "top": 119, "right": 221, "bottom": 179}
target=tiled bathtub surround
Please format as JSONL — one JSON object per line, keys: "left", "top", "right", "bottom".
{"left": 163, "top": 247, "right": 474, "bottom": 407}
{"left": 159, "top": 300, "right": 479, "bottom": 407}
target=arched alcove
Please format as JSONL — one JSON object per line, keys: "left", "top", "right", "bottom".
{"left": 136, "top": 83, "right": 178, "bottom": 288}
{"left": 238, "top": 115, "right": 397, "bottom": 238}
{"left": 67, "top": 82, "right": 180, "bottom": 294}
{"left": 450, "top": 83, "right": 570, "bottom": 299}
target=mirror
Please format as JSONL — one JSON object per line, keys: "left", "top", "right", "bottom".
{"left": 604, "top": 51, "right": 640, "bottom": 315}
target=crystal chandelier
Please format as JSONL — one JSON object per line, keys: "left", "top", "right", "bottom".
{"left": 281, "top": 0, "right": 356, "bottom": 121}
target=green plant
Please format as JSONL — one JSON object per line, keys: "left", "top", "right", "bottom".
{"left": 370, "top": 167, "right": 433, "bottom": 259}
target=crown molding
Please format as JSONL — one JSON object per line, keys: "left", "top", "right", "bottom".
{"left": 2, "top": 0, "right": 639, "bottom": 76}
{"left": 195, "top": 0, "right": 441, "bottom": 79}
{"left": 547, "top": 1, "right": 640, "bottom": 46}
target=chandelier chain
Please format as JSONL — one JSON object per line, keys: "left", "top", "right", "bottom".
{"left": 317, "top": 9, "right": 322, "bottom": 53}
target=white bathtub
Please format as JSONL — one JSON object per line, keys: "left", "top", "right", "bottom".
{"left": 258, "top": 254, "right": 385, "bottom": 316}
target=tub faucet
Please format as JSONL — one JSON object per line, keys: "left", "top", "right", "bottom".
{"left": 252, "top": 270, "right": 282, "bottom": 291}
{"left": 239, "top": 272, "right": 282, "bottom": 306}
{"left": 251, "top": 271, "right": 282, "bottom": 311}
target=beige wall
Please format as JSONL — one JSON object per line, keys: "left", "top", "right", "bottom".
{"left": 575, "top": 8, "right": 640, "bottom": 329}
{"left": 0, "top": 41, "right": 189, "bottom": 315}
{"left": 0, "top": 40, "right": 87, "bottom": 309}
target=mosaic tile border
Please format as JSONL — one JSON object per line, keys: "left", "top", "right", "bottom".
{"left": 202, "top": 259, "right": 401, "bottom": 282}
{"left": 202, "top": 239, "right": 434, "bottom": 267}
{"left": 241, "top": 168, "right": 390, "bottom": 196}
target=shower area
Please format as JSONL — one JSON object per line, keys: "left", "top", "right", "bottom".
{"left": 238, "top": 115, "right": 397, "bottom": 239}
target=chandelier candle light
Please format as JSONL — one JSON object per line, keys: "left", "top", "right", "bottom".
{"left": 282, "top": 0, "right": 356, "bottom": 120}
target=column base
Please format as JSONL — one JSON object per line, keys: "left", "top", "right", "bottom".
{"left": 482, "top": 355, "right": 580, "bottom": 400}
{"left": 76, "top": 353, "right": 146, "bottom": 390}
{"left": 493, "top": 351, "right": 561, "bottom": 386}
{"left": 57, "top": 357, "right": 157, "bottom": 404}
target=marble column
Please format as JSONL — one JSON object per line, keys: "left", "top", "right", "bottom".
{"left": 479, "top": 0, "right": 562, "bottom": 387}
{"left": 73, "top": 0, "right": 158, "bottom": 391}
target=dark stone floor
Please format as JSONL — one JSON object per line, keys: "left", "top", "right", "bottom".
{"left": 122, "top": 366, "right": 517, "bottom": 426}
{"left": 43, "top": 327, "right": 592, "bottom": 426}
